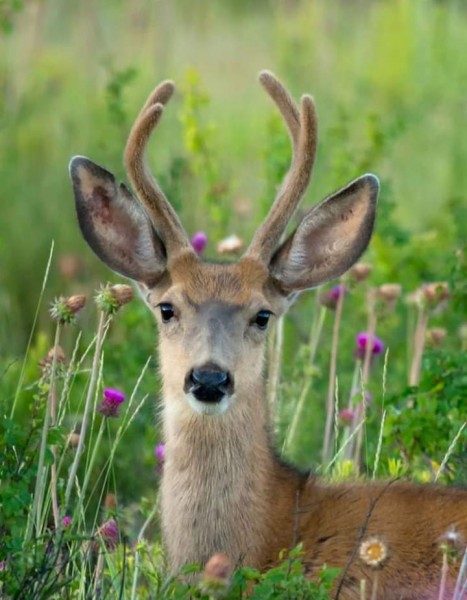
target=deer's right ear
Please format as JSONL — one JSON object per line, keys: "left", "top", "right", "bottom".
{"left": 69, "top": 156, "right": 167, "bottom": 285}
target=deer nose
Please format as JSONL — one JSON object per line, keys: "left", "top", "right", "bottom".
{"left": 185, "top": 365, "right": 233, "bottom": 403}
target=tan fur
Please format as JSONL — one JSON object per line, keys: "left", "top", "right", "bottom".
{"left": 69, "top": 72, "right": 467, "bottom": 599}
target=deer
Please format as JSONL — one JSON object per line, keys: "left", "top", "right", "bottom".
{"left": 69, "top": 71, "right": 467, "bottom": 599}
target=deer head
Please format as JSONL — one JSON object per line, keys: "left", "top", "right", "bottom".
{"left": 69, "top": 71, "right": 379, "bottom": 419}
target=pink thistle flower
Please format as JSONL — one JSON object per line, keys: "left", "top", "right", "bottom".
{"left": 98, "top": 388, "right": 125, "bottom": 418}
{"left": 62, "top": 515, "right": 72, "bottom": 528}
{"left": 191, "top": 232, "right": 208, "bottom": 255}
{"left": 155, "top": 443, "right": 165, "bottom": 463}
{"left": 319, "top": 284, "right": 348, "bottom": 310}
{"left": 355, "top": 332, "right": 384, "bottom": 360}
{"left": 339, "top": 408, "right": 355, "bottom": 425}
{"left": 95, "top": 518, "right": 119, "bottom": 552}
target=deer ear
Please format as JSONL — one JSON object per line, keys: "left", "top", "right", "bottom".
{"left": 269, "top": 175, "right": 379, "bottom": 294}
{"left": 69, "top": 156, "right": 167, "bottom": 285}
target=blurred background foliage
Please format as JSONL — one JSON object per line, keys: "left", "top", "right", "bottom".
{"left": 0, "top": 0, "right": 466, "bottom": 508}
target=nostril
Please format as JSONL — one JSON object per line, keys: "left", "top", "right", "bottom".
{"left": 191, "top": 369, "right": 229, "bottom": 388}
{"left": 185, "top": 366, "right": 233, "bottom": 403}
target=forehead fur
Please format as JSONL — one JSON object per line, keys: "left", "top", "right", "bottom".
{"left": 168, "top": 253, "right": 272, "bottom": 304}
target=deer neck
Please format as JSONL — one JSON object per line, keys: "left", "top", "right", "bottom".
{"left": 160, "top": 381, "right": 287, "bottom": 572}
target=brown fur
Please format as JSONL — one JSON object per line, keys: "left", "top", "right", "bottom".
{"left": 68, "top": 72, "right": 467, "bottom": 599}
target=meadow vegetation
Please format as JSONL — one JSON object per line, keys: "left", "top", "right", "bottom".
{"left": 0, "top": 0, "right": 466, "bottom": 597}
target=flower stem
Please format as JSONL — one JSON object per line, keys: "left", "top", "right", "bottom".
{"left": 322, "top": 287, "right": 345, "bottom": 463}
{"left": 409, "top": 305, "right": 429, "bottom": 387}
{"left": 284, "top": 306, "right": 326, "bottom": 455}
{"left": 353, "top": 291, "right": 377, "bottom": 468}
{"left": 29, "top": 322, "right": 61, "bottom": 540}
{"left": 64, "top": 311, "right": 109, "bottom": 511}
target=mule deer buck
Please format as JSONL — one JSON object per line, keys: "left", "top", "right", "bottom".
{"left": 69, "top": 71, "right": 466, "bottom": 598}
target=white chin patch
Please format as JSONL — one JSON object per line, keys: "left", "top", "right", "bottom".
{"left": 186, "top": 393, "right": 232, "bottom": 416}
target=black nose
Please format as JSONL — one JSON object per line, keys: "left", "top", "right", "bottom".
{"left": 184, "top": 365, "right": 233, "bottom": 403}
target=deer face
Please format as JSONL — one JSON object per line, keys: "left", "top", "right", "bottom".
{"left": 69, "top": 72, "right": 379, "bottom": 418}
{"left": 141, "top": 255, "right": 286, "bottom": 416}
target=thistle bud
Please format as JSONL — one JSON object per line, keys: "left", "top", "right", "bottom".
{"left": 217, "top": 234, "right": 244, "bottom": 255}
{"left": 425, "top": 327, "right": 446, "bottom": 348}
{"left": 50, "top": 295, "right": 87, "bottom": 324}
{"left": 95, "top": 284, "right": 133, "bottom": 315}
{"left": 199, "top": 553, "right": 232, "bottom": 595}
{"left": 349, "top": 263, "right": 372, "bottom": 283}
{"left": 66, "top": 432, "right": 80, "bottom": 449}
{"left": 104, "top": 493, "right": 117, "bottom": 512}
{"left": 319, "top": 285, "right": 348, "bottom": 310}
{"left": 378, "top": 284, "right": 402, "bottom": 303}
{"left": 422, "top": 282, "right": 449, "bottom": 307}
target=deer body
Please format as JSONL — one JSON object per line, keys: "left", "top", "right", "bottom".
{"left": 69, "top": 72, "right": 467, "bottom": 598}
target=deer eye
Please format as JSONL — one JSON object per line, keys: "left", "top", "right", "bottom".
{"left": 253, "top": 310, "right": 272, "bottom": 330}
{"left": 159, "top": 303, "right": 175, "bottom": 323}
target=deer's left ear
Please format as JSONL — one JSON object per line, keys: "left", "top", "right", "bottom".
{"left": 269, "top": 175, "right": 379, "bottom": 294}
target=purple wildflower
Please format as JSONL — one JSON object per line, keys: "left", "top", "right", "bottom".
{"left": 191, "top": 232, "right": 208, "bottom": 255}
{"left": 339, "top": 408, "right": 355, "bottom": 425}
{"left": 319, "top": 284, "right": 348, "bottom": 310}
{"left": 98, "top": 388, "right": 126, "bottom": 418}
{"left": 155, "top": 443, "right": 165, "bottom": 463}
{"left": 62, "top": 515, "right": 72, "bottom": 528}
{"left": 355, "top": 332, "right": 384, "bottom": 360}
{"left": 95, "top": 518, "right": 119, "bottom": 552}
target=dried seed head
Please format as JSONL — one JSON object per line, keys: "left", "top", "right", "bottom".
{"left": 217, "top": 234, "right": 244, "bottom": 255}
{"left": 425, "top": 327, "right": 447, "bottom": 348}
{"left": 422, "top": 282, "right": 449, "bottom": 306}
{"left": 349, "top": 263, "right": 372, "bottom": 282}
{"left": 104, "top": 493, "right": 117, "bottom": 512}
{"left": 50, "top": 295, "right": 87, "bottom": 324}
{"left": 359, "top": 536, "right": 389, "bottom": 568}
{"left": 66, "top": 432, "right": 80, "bottom": 448}
{"left": 378, "top": 284, "right": 402, "bottom": 303}
{"left": 39, "top": 345, "right": 67, "bottom": 369}
{"left": 438, "top": 526, "right": 464, "bottom": 557}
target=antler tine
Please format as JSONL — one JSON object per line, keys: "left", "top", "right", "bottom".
{"left": 124, "top": 81, "right": 192, "bottom": 255}
{"left": 246, "top": 72, "right": 318, "bottom": 263}
{"left": 258, "top": 70, "right": 300, "bottom": 146}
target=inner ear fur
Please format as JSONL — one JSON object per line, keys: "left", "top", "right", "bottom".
{"left": 269, "top": 174, "right": 379, "bottom": 294}
{"left": 69, "top": 156, "right": 167, "bottom": 285}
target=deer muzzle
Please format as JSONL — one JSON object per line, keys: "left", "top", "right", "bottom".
{"left": 184, "top": 365, "right": 234, "bottom": 404}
